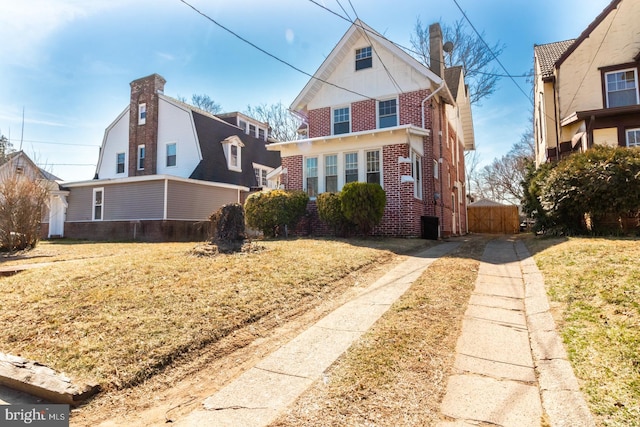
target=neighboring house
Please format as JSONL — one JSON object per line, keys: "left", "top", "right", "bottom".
{"left": 0, "top": 151, "right": 68, "bottom": 238}
{"left": 534, "top": 0, "right": 640, "bottom": 166}
{"left": 267, "top": 20, "right": 474, "bottom": 237}
{"left": 58, "top": 74, "right": 280, "bottom": 241}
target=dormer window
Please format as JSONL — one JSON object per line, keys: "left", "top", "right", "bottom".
{"left": 605, "top": 69, "right": 639, "bottom": 108}
{"left": 221, "top": 136, "right": 244, "bottom": 172}
{"left": 356, "top": 46, "right": 372, "bottom": 70}
{"left": 138, "top": 103, "right": 147, "bottom": 125}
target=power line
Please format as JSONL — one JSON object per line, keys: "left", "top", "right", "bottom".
{"left": 8, "top": 138, "right": 98, "bottom": 147}
{"left": 451, "top": 0, "right": 533, "bottom": 104}
{"left": 178, "top": 0, "right": 378, "bottom": 103}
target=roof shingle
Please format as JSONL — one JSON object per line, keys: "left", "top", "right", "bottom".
{"left": 534, "top": 40, "right": 575, "bottom": 80}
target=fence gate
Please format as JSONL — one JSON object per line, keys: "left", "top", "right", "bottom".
{"left": 467, "top": 205, "right": 519, "bottom": 234}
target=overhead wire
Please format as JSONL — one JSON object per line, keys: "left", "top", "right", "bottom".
{"left": 178, "top": 0, "right": 379, "bottom": 103}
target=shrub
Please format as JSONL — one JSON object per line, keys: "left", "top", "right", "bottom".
{"left": 0, "top": 171, "right": 49, "bottom": 252}
{"left": 316, "top": 192, "right": 355, "bottom": 236}
{"left": 526, "top": 146, "right": 640, "bottom": 235}
{"left": 340, "top": 182, "right": 386, "bottom": 236}
{"left": 244, "top": 190, "right": 309, "bottom": 237}
{"left": 209, "top": 203, "right": 245, "bottom": 252}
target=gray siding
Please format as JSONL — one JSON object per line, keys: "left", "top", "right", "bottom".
{"left": 66, "top": 186, "right": 93, "bottom": 221}
{"left": 167, "top": 181, "right": 238, "bottom": 220}
{"left": 66, "top": 181, "right": 165, "bottom": 221}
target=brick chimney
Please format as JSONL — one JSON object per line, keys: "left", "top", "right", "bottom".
{"left": 429, "top": 23, "right": 444, "bottom": 78}
{"left": 128, "top": 73, "right": 166, "bottom": 176}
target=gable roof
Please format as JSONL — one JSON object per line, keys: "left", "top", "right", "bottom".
{"left": 444, "top": 66, "right": 462, "bottom": 98}
{"left": 290, "top": 19, "right": 447, "bottom": 112}
{"left": 555, "top": 0, "right": 623, "bottom": 69}
{"left": 1, "top": 151, "right": 61, "bottom": 181}
{"left": 534, "top": 40, "right": 576, "bottom": 81}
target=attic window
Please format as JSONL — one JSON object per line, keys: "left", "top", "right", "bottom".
{"left": 355, "top": 46, "right": 372, "bottom": 70}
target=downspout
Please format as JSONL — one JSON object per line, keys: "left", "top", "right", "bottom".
{"left": 421, "top": 81, "right": 446, "bottom": 129}
{"left": 438, "top": 103, "right": 444, "bottom": 238}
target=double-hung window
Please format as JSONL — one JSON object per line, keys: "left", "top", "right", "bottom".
{"left": 138, "top": 103, "right": 146, "bottom": 125}
{"left": 355, "top": 46, "right": 372, "bottom": 70}
{"left": 366, "top": 150, "right": 381, "bottom": 185}
{"left": 166, "top": 143, "right": 177, "bottom": 167}
{"left": 626, "top": 128, "right": 640, "bottom": 147}
{"left": 93, "top": 188, "right": 104, "bottom": 221}
{"left": 325, "top": 155, "right": 338, "bottom": 193}
{"left": 378, "top": 99, "right": 397, "bottom": 128}
{"left": 333, "top": 107, "right": 350, "bottom": 135}
{"left": 137, "top": 145, "right": 145, "bottom": 170}
{"left": 306, "top": 157, "right": 318, "bottom": 197}
{"left": 605, "top": 69, "right": 639, "bottom": 108}
{"left": 345, "top": 152, "right": 358, "bottom": 184}
{"left": 116, "top": 152, "right": 125, "bottom": 174}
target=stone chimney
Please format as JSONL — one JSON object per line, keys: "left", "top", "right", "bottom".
{"left": 429, "top": 23, "right": 444, "bottom": 78}
{"left": 128, "top": 73, "right": 166, "bottom": 176}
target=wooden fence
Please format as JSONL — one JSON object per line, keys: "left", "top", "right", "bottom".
{"left": 467, "top": 205, "right": 519, "bottom": 234}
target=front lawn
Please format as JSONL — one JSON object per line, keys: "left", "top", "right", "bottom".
{"left": 525, "top": 236, "right": 640, "bottom": 427}
{"left": 0, "top": 238, "right": 432, "bottom": 390}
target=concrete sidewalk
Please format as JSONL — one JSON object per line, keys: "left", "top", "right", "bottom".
{"left": 438, "top": 237, "right": 594, "bottom": 427}
{"left": 173, "top": 241, "right": 461, "bottom": 427}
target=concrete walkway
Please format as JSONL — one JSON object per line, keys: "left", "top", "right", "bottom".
{"left": 173, "top": 241, "right": 461, "bottom": 427}
{"left": 438, "top": 237, "right": 594, "bottom": 427}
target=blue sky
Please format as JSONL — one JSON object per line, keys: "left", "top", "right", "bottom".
{"left": 1, "top": 0, "right": 612, "bottom": 181}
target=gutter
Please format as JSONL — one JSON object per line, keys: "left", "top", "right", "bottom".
{"left": 422, "top": 81, "right": 446, "bottom": 129}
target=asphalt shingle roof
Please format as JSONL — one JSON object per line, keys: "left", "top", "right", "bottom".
{"left": 534, "top": 39, "right": 575, "bottom": 79}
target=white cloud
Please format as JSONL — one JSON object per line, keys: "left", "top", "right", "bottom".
{"left": 0, "top": 0, "right": 123, "bottom": 67}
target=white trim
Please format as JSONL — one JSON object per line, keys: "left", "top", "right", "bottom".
{"left": 116, "top": 151, "right": 126, "bottom": 174}
{"left": 60, "top": 174, "right": 250, "bottom": 192}
{"left": 626, "top": 128, "right": 640, "bottom": 147}
{"left": 605, "top": 68, "right": 639, "bottom": 108}
{"left": 163, "top": 178, "right": 168, "bottom": 220}
{"left": 138, "top": 103, "right": 147, "bottom": 125}
{"left": 166, "top": 142, "right": 177, "bottom": 168}
{"left": 92, "top": 187, "right": 104, "bottom": 221}
{"left": 137, "top": 144, "right": 145, "bottom": 170}
{"left": 267, "top": 124, "right": 429, "bottom": 149}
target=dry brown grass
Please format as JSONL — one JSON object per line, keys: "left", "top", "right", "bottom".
{"left": 525, "top": 235, "right": 640, "bottom": 427}
{"left": 270, "top": 235, "right": 486, "bottom": 427}
{"left": 0, "top": 237, "right": 434, "bottom": 392}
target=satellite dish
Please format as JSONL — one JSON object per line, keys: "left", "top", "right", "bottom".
{"left": 443, "top": 41, "right": 454, "bottom": 53}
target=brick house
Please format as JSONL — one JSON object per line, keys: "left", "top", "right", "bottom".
{"left": 534, "top": 0, "right": 640, "bottom": 166}
{"left": 268, "top": 20, "right": 474, "bottom": 237}
{"left": 54, "top": 74, "right": 280, "bottom": 241}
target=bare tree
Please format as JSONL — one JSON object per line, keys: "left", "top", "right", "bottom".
{"left": 464, "top": 147, "right": 481, "bottom": 201}
{"left": 478, "top": 127, "right": 534, "bottom": 204}
{"left": 245, "top": 102, "right": 302, "bottom": 142}
{"left": 177, "top": 94, "right": 223, "bottom": 115}
{"left": 411, "top": 18, "right": 505, "bottom": 105}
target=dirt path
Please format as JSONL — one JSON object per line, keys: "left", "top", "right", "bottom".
{"left": 71, "top": 254, "right": 409, "bottom": 426}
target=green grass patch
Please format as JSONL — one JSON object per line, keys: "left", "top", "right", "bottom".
{"left": 525, "top": 236, "right": 640, "bottom": 427}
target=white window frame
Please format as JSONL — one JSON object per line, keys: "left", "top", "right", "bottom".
{"left": 332, "top": 106, "right": 350, "bottom": 135}
{"left": 116, "top": 152, "right": 125, "bottom": 174}
{"left": 166, "top": 143, "right": 177, "bottom": 167}
{"left": 305, "top": 157, "right": 319, "bottom": 198}
{"left": 345, "top": 152, "right": 359, "bottom": 184}
{"left": 605, "top": 68, "right": 639, "bottom": 108}
{"left": 325, "top": 154, "right": 338, "bottom": 193}
{"left": 626, "top": 128, "right": 640, "bottom": 147}
{"left": 377, "top": 98, "right": 398, "bottom": 129}
{"left": 365, "top": 149, "right": 381, "bottom": 185}
{"left": 138, "top": 103, "right": 147, "bottom": 125}
{"left": 93, "top": 187, "right": 104, "bottom": 221}
{"left": 355, "top": 46, "right": 372, "bottom": 70}
{"left": 412, "top": 150, "right": 423, "bottom": 200}
{"left": 137, "top": 145, "right": 145, "bottom": 170}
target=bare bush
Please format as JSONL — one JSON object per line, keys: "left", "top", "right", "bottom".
{"left": 0, "top": 170, "right": 50, "bottom": 252}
